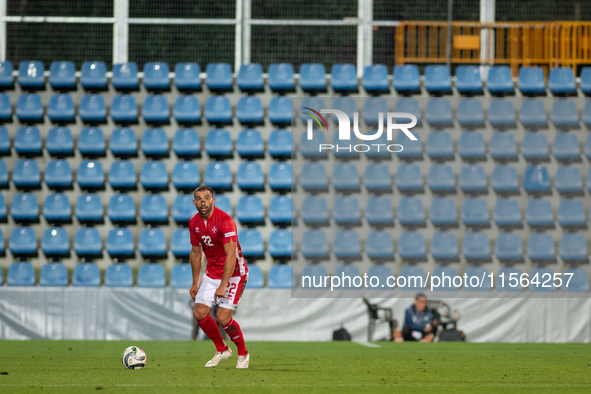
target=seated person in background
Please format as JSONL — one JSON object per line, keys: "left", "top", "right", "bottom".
{"left": 397, "top": 293, "right": 440, "bottom": 342}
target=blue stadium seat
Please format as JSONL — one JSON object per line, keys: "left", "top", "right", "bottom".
{"left": 169, "top": 264, "right": 193, "bottom": 288}
{"left": 551, "top": 99, "right": 578, "bottom": 128}
{"left": 236, "top": 162, "right": 264, "bottom": 192}
{"left": 143, "top": 62, "right": 170, "bottom": 91}
{"left": 395, "top": 163, "right": 423, "bottom": 192}
{"left": 425, "top": 98, "right": 452, "bottom": 127}
{"left": 268, "top": 97, "right": 292, "bottom": 125}
{"left": 431, "top": 266, "right": 459, "bottom": 290}
{"left": 299, "top": 96, "right": 326, "bottom": 127}
{"left": 171, "top": 195, "right": 194, "bottom": 224}
{"left": 559, "top": 233, "right": 588, "bottom": 262}
{"left": 557, "top": 199, "right": 585, "bottom": 227}
{"left": 137, "top": 264, "right": 166, "bottom": 288}
{"left": 170, "top": 229, "right": 191, "bottom": 258}
{"left": 173, "top": 128, "right": 201, "bottom": 158}
{"left": 519, "top": 99, "right": 547, "bottom": 128}
{"left": 393, "top": 64, "right": 420, "bottom": 94}
{"left": 525, "top": 199, "right": 553, "bottom": 227}
{"left": 0, "top": 61, "right": 13, "bottom": 88}
{"left": 236, "top": 195, "right": 264, "bottom": 225}
{"left": 239, "top": 229, "right": 264, "bottom": 260}
{"left": 587, "top": 168, "right": 591, "bottom": 192}
{"left": 363, "top": 163, "right": 391, "bottom": 192}
{"left": 73, "top": 228, "right": 102, "bottom": 257}
{"left": 268, "top": 230, "right": 292, "bottom": 259}
{"left": 9, "top": 227, "right": 37, "bottom": 256}
{"left": 521, "top": 132, "right": 549, "bottom": 160}
{"left": 204, "top": 162, "right": 232, "bottom": 191}
{"left": 174, "top": 63, "right": 201, "bottom": 91}
{"left": 518, "top": 67, "right": 545, "bottom": 95}
{"left": 553, "top": 133, "right": 580, "bottom": 161}
{"left": 563, "top": 268, "right": 590, "bottom": 292}
{"left": 331, "top": 95, "right": 356, "bottom": 123}
{"left": 205, "top": 96, "right": 232, "bottom": 126}
{"left": 493, "top": 198, "right": 521, "bottom": 226}
{"left": 49, "top": 61, "right": 75, "bottom": 90}
{"left": 398, "top": 197, "right": 425, "bottom": 226}
{"left": 172, "top": 162, "right": 199, "bottom": 190}
{"left": 40, "top": 262, "right": 68, "bottom": 287}
{"left": 300, "top": 264, "right": 328, "bottom": 289}
{"left": 0, "top": 229, "right": 4, "bottom": 257}
{"left": 109, "top": 161, "right": 136, "bottom": 190}
{"left": 398, "top": 266, "right": 426, "bottom": 290}
{"left": 0, "top": 161, "right": 8, "bottom": 187}
{"left": 236, "top": 129, "right": 263, "bottom": 159}
{"left": 108, "top": 194, "right": 135, "bottom": 224}
{"left": 80, "top": 61, "right": 107, "bottom": 91}
{"left": 14, "top": 126, "right": 42, "bottom": 156}
{"left": 426, "top": 131, "right": 453, "bottom": 159}
{"left": 332, "top": 163, "right": 360, "bottom": 193}
{"left": 464, "top": 267, "right": 492, "bottom": 291}
{"left": 523, "top": 165, "right": 551, "bottom": 193}
{"left": 491, "top": 165, "right": 519, "bottom": 194}
{"left": 47, "top": 94, "right": 75, "bottom": 123}
{"left": 18, "top": 61, "right": 44, "bottom": 90}
{"left": 461, "top": 198, "right": 489, "bottom": 226}
{"left": 173, "top": 96, "right": 201, "bottom": 125}
{"left": 244, "top": 264, "right": 263, "bottom": 288}
{"left": 46, "top": 127, "right": 73, "bottom": 156}
{"left": 555, "top": 166, "right": 583, "bottom": 194}
{"left": 362, "top": 64, "right": 389, "bottom": 94}
{"left": 455, "top": 65, "right": 482, "bottom": 94}
{"left": 214, "top": 195, "right": 232, "bottom": 214}
{"left": 106, "top": 228, "right": 134, "bottom": 257}
{"left": 299, "top": 63, "right": 326, "bottom": 92}
{"left": 13, "top": 159, "right": 41, "bottom": 188}
{"left": 393, "top": 97, "right": 422, "bottom": 125}
{"left": 0, "top": 95, "right": 10, "bottom": 122}
{"left": 331, "top": 64, "right": 357, "bottom": 93}
{"left": 0, "top": 126, "right": 8, "bottom": 155}
{"left": 112, "top": 62, "right": 139, "bottom": 90}
{"left": 398, "top": 231, "right": 426, "bottom": 261}
{"left": 463, "top": 232, "right": 491, "bottom": 260}
{"left": 142, "top": 95, "right": 169, "bottom": 124}
{"left": 299, "top": 130, "right": 327, "bottom": 160}
{"left": 140, "top": 195, "right": 168, "bottom": 224}
{"left": 7, "top": 262, "right": 35, "bottom": 286}
{"left": 72, "top": 263, "right": 101, "bottom": 286}
{"left": 583, "top": 101, "right": 591, "bottom": 128}
{"left": 11, "top": 193, "right": 38, "bottom": 222}
{"left": 333, "top": 196, "right": 361, "bottom": 226}
{"left": 427, "top": 164, "right": 455, "bottom": 192}
{"left": 268, "top": 63, "right": 295, "bottom": 92}
{"left": 497, "top": 267, "right": 524, "bottom": 291}
{"left": 104, "top": 264, "right": 133, "bottom": 287}
{"left": 141, "top": 128, "right": 168, "bottom": 157}
{"left": 301, "top": 230, "right": 329, "bottom": 260}
{"left": 459, "top": 165, "right": 487, "bottom": 193}
{"left": 268, "top": 162, "right": 292, "bottom": 191}
{"left": 362, "top": 97, "right": 388, "bottom": 125}
{"left": 301, "top": 196, "right": 329, "bottom": 226}
{"left": 78, "top": 127, "right": 106, "bottom": 156}
{"left": 43, "top": 193, "right": 70, "bottom": 223}
{"left": 140, "top": 161, "right": 168, "bottom": 190}
{"left": 395, "top": 130, "right": 421, "bottom": 160}
{"left": 334, "top": 230, "right": 362, "bottom": 261}
{"left": 429, "top": 197, "right": 457, "bottom": 226}
{"left": 488, "top": 99, "right": 516, "bottom": 128}
{"left": 110, "top": 94, "right": 138, "bottom": 123}
{"left": 0, "top": 193, "right": 5, "bottom": 220}
{"left": 424, "top": 65, "right": 451, "bottom": 94}
{"left": 75, "top": 194, "right": 103, "bottom": 223}
{"left": 489, "top": 132, "right": 517, "bottom": 160}
{"left": 269, "top": 196, "right": 293, "bottom": 225}
{"left": 41, "top": 227, "right": 69, "bottom": 257}
{"left": 527, "top": 234, "right": 555, "bottom": 261}
{"left": 205, "top": 63, "right": 233, "bottom": 92}
{"left": 236, "top": 96, "right": 264, "bottom": 125}
{"left": 456, "top": 99, "right": 484, "bottom": 127}
{"left": 267, "top": 264, "right": 294, "bottom": 289}
{"left": 366, "top": 196, "right": 394, "bottom": 226}
{"left": 138, "top": 229, "right": 167, "bottom": 257}
{"left": 45, "top": 160, "right": 72, "bottom": 189}
{"left": 457, "top": 131, "right": 486, "bottom": 160}
{"left": 332, "top": 265, "right": 362, "bottom": 290}
{"left": 268, "top": 129, "right": 291, "bottom": 158}
{"left": 366, "top": 231, "right": 394, "bottom": 259}
{"left": 548, "top": 67, "right": 576, "bottom": 95}
{"left": 16, "top": 94, "right": 43, "bottom": 123}
{"left": 77, "top": 160, "right": 104, "bottom": 189}
{"left": 300, "top": 163, "right": 328, "bottom": 192}
{"left": 237, "top": 63, "right": 263, "bottom": 92}
{"left": 430, "top": 232, "right": 458, "bottom": 261}
{"left": 581, "top": 67, "right": 591, "bottom": 94}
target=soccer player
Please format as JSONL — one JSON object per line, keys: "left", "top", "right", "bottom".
{"left": 189, "top": 185, "right": 250, "bottom": 368}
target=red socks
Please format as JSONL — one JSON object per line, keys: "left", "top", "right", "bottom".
{"left": 197, "top": 315, "right": 228, "bottom": 352}
{"left": 222, "top": 319, "right": 248, "bottom": 356}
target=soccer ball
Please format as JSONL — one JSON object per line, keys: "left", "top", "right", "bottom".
{"left": 121, "top": 346, "right": 147, "bottom": 370}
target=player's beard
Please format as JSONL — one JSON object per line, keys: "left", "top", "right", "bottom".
{"left": 198, "top": 203, "right": 213, "bottom": 218}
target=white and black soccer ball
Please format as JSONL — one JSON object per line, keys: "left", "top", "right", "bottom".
{"left": 121, "top": 346, "right": 147, "bottom": 370}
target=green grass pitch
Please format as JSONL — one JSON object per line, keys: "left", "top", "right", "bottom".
{"left": 1, "top": 340, "right": 590, "bottom": 393}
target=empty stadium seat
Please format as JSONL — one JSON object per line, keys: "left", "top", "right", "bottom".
{"left": 40, "top": 262, "right": 68, "bottom": 287}
{"left": 13, "top": 159, "right": 41, "bottom": 188}
{"left": 236, "top": 162, "right": 264, "bottom": 192}
{"left": 299, "top": 63, "right": 326, "bottom": 92}
{"left": 9, "top": 227, "right": 37, "bottom": 256}
{"left": 16, "top": 94, "right": 43, "bottom": 123}
{"left": 205, "top": 63, "right": 233, "bottom": 92}
{"left": 331, "top": 64, "right": 357, "bottom": 93}
{"left": 268, "top": 63, "right": 295, "bottom": 92}
{"left": 49, "top": 61, "right": 76, "bottom": 90}
{"left": 72, "top": 263, "right": 101, "bottom": 286}
{"left": 430, "top": 232, "right": 458, "bottom": 261}
{"left": 332, "top": 163, "right": 360, "bottom": 193}
{"left": 268, "top": 162, "right": 292, "bottom": 192}
{"left": 518, "top": 67, "right": 545, "bottom": 95}
{"left": 104, "top": 263, "right": 133, "bottom": 287}
{"left": 0, "top": 61, "right": 13, "bottom": 89}
{"left": 525, "top": 199, "right": 553, "bottom": 227}
{"left": 239, "top": 229, "right": 264, "bottom": 260}
{"left": 362, "top": 97, "right": 388, "bottom": 125}
{"left": 557, "top": 199, "right": 585, "bottom": 227}
{"left": 244, "top": 264, "right": 263, "bottom": 288}
{"left": 142, "top": 96, "right": 169, "bottom": 125}
{"left": 173, "top": 128, "right": 201, "bottom": 158}
{"left": 80, "top": 61, "right": 107, "bottom": 91}
{"left": 429, "top": 197, "right": 457, "bottom": 227}
{"left": 236, "top": 195, "right": 264, "bottom": 225}
{"left": 237, "top": 63, "right": 263, "bottom": 92}
{"left": 138, "top": 229, "right": 167, "bottom": 257}
{"left": 172, "top": 162, "right": 199, "bottom": 190}
{"left": 75, "top": 194, "right": 103, "bottom": 223}
{"left": 41, "top": 227, "right": 69, "bottom": 257}
{"left": 108, "top": 194, "right": 136, "bottom": 224}
{"left": 551, "top": 99, "right": 578, "bottom": 128}
{"left": 463, "top": 232, "right": 491, "bottom": 260}
{"left": 398, "top": 231, "right": 426, "bottom": 260}
{"left": 432, "top": 266, "right": 460, "bottom": 290}
{"left": 398, "top": 266, "right": 426, "bottom": 290}
{"left": 214, "top": 195, "right": 232, "bottom": 214}
{"left": 491, "top": 165, "right": 519, "bottom": 193}
{"left": 363, "top": 163, "right": 391, "bottom": 192}
{"left": 392, "top": 64, "right": 420, "bottom": 94}
{"left": 523, "top": 165, "right": 551, "bottom": 193}
{"left": 235, "top": 129, "right": 264, "bottom": 159}
{"left": 394, "top": 97, "right": 422, "bottom": 126}
{"left": 493, "top": 198, "right": 521, "bottom": 227}
{"left": 300, "top": 230, "right": 329, "bottom": 260}
{"left": 300, "top": 162, "right": 328, "bottom": 192}
{"left": 364, "top": 196, "right": 393, "bottom": 226}
{"left": 73, "top": 228, "right": 102, "bottom": 257}
{"left": 109, "top": 161, "right": 136, "bottom": 190}
{"left": 365, "top": 230, "right": 394, "bottom": 260}
{"left": 563, "top": 268, "right": 590, "bottom": 292}
{"left": 46, "top": 127, "right": 74, "bottom": 156}
{"left": 455, "top": 65, "right": 482, "bottom": 94}
{"left": 236, "top": 96, "right": 264, "bottom": 125}
{"left": 464, "top": 267, "right": 492, "bottom": 291}
{"left": 268, "top": 196, "right": 293, "bottom": 225}
{"left": 527, "top": 233, "right": 555, "bottom": 261}
{"left": 172, "top": 195, "right": 194, "bottom": 224}
{"left": 334, "top": 230, "right": 362, "bottom": 261}
{"left": 11, "top": 193, "right": 38, "bottom": 222}
{"left": 112, "top": 63, "right": 139, "bottom": 90}
{"left": 301, "top": 196, "right": 329, "bottom": 226}
{"left": 395, "top": 163, "right": 423, "bottom": 192}
{"left": 555, "top": 166, "right": 583, "bottom": 194}
{"left": 268, "top": 129, "right": 292, "bottom": 158}
{"left": 78, "top": 127, "right": 106, "bottom": 156}
{"left": 137, "top": 264, "right": 166, "bottom": 288}
{"left": 47, "top": 94, "right": 75, "bottom": 123}
{"left": 519, "top": 99, "right": 547, "bottom": 128}
{"left": 110, "top": 94, "right": 138, "bottom": 123}
{"left": 581, "top": 67, "right": 591, "bottom": 95}
{"left": 521, "top": 132, "right": 549, "bottom": 161}
{"left": 268, "top": 96, "right": 292, "bottom": 125}
{"left": 0, "top": 127, "right": 8, "bottom": 155}
{"left": 398, "top": 197, "right": 425, "bottom": 226}
{"left": 0, "top": 94, "right": 11, "bottom": 122}
{"left": 0, "top": 194, "right": 5, "bottom": 221}
{"left": 204, "top": 162, "right": 232, "bottom": 191}
{"left": 170, "top": 229, "right": 191, "bottom": 258}
{"left": 300, "top": 95, "right": 326, "bottom": 125}
{"left": 548, "top": 67, "right": 576, "bottom": 95}
{"left": 45, "top": 160, "right": 73, "bottom": 189}
{"left": 332, "top": 265, "right": 362, "bottom": 290}
{"left": 169, "top": 264, "right": 193, "bottom": 288}
{"left": 267, "top": 265, "right": 294, "bottom": 288}
{"left": 143, "top": 62, "right": 170, "bottom": 91}
{"left": 140, "top": 161, "right": 168, "bottom": 190}
{"left": 174, "top": 63, "right": 201, "bottom": 91}
{"left": 424, "top": 65, "right": 451, "bottom": 94}
{"left": 268, "top": 230, "right": 292, "bottom": 259}
{"left": 497, "top": 267, "right": 524, "bottom": 291}
{"left": 583, "top": 101, "right": 591, "bottom": 128}
{"left": 425, "top": 98, "right": 452, "bottom": 127}
{"left": 553, "top": 133, "right": 580, "bottom": 161}
{"left": 333, "top": 196, "right": 361, "bottom": 226}
{"left": 459, "top": 165, "right": 487, "bottom": 193}
{"left": 395, "top": 130, "right": 421, "bottom": 160}
{"left": 426, "top": 131, "right": 454, "bottom": 159}
{"left": 427, "top": 164, "right": 455, "bottom": 192}
{"left": 173, "top": 96, "right": 201, "bottom": 125}
{"left": 7, "top": 262, "right": 35, "bottom": 286}
{"left": 489, "top": 132, "right": 517, "bottom": 160}
{"left": 0, "top": 159, "right": 8, "bottom": 187}
{"left": 140, "top": 195, "right": 168, "bottom": 224}
{"left": 77, "top": 160, "right": 104, "bottom": 189}
{"left": 14, "top": 126, "right": 42, "bottom": 156}
{"left": 461, "top": 198, "right": 489, "bottom": 226}
{"left": 299, "top": 129, "right": 327, "bottom": 160}
{"left": 0, "top": 229, "right": 4, "bottom": 256}
{"left": 43, "top": 193, "right": 71, "bottom": 223}
{"left": 362, "top": 64, "right": 389, "bottom": 94}
{"left": 18, "top": 61, "right": 44, "bottom": 90}
{"left": 141, "top": 128, "right": 168, "bottom": 157}
{"left": 559, "top": 233, "right": 588, "bottom": 261}
{"left": 300, "top": 264, "right": 328, "bottom": 289}
{"left": 456, "top": 99, "right": 484, "bottom": 127}
{"left": 488, "top": 99, "right": 516, "bottom": 128}
{"left": 205, "top": 129, "right": 232, "bottom": 158}
{"left": 106, "top": 228, "right": 134, "bottom": 258}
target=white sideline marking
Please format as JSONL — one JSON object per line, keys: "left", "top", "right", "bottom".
{"left": 354, "top": 341, "right": 381, "bottom": 348}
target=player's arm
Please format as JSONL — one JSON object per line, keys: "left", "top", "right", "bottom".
{"left": 214, "top": 241, "right": 237, "bottom": 302}
{"left": 189, "top": 245, "right": 203, "bottom": 299}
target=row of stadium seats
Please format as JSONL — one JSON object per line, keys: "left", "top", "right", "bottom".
{"left": 5, "top": 60, "right": 591, "bottom": 96}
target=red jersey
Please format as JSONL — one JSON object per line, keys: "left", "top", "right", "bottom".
{"left": 189, "top": 206, "right": 248, "bottom": 279}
